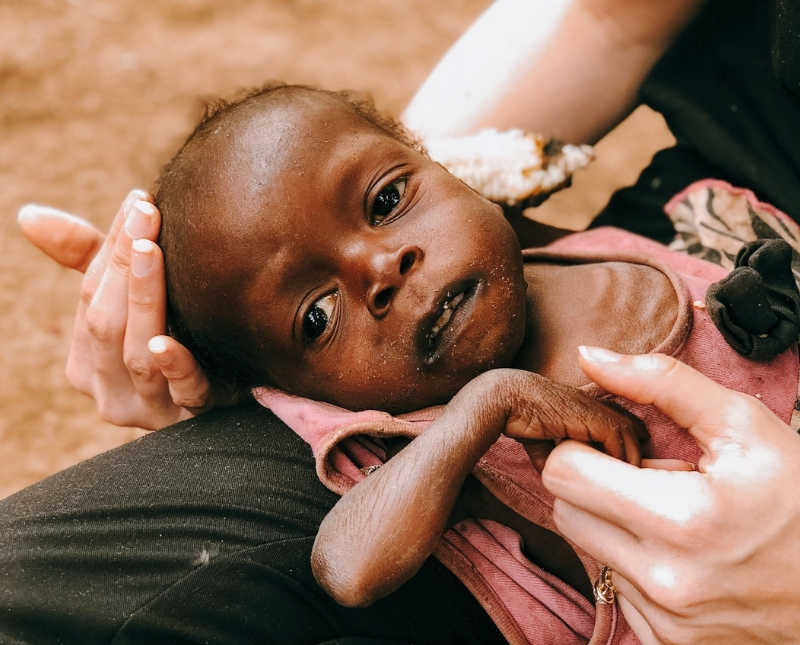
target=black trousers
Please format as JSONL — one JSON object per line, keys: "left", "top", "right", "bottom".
{"left": 0, "top": 404, "right": 504, "bottom": 644}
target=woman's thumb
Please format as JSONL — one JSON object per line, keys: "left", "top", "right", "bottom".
{"left": 18, "top": 204, "right": 103, "bottom": 273}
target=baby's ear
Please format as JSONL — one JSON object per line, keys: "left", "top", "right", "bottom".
{"left": 422, "top": 129, "right": 594, "bottom": 208}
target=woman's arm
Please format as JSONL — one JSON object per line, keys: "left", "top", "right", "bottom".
{"left": 403, "top": 0, "right": 704, "bottom": 143}
{"left": 311, "top": 367, "right": 644, "bottom": 608}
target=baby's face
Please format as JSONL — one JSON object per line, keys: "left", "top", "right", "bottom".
{"left": 201, "top": 94, "right": 527, "bottom": 411}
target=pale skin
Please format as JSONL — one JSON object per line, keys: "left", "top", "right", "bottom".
{"left": 19, "top": 194, "right": 210, "bottom": 429}
{"left": 544, "top": 349, "right": 800, "bottom": 645}
{"left": 18, "top": 0, "right": 800, "bottom": 641}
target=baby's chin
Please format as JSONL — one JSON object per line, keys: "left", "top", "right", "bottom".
{"left": 339, "top": 333, "right": 526, "bottom": 414}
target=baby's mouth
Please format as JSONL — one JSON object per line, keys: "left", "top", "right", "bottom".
{"left": 420, "top": 280, "right": 479, "bottom": 364}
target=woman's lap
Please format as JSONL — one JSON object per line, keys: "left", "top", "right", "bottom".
{"left": 0, "top": 404, "right": 503, "bottom": 644}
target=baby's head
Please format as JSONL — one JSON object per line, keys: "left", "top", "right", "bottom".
{"left": 156, "top": 83, "right": 527, "bottom": 412}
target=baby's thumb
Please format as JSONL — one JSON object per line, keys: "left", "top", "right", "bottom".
{"left": 18, "top": 204, "right": 103, "bottom": 272}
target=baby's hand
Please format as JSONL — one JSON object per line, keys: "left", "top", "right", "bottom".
{"left": 471, "top": 368, "right": 647, "bottom": 469}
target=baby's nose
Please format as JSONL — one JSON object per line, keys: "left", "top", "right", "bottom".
{"left": 366, "top": 245, "right": 422, "bottom": 318}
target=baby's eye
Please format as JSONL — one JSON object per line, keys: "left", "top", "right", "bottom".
{"left": 302, "top": 292, "right": 338, "bottom": 341}
{"left": 370, "top": 177, "right": 407, "bottom": 225}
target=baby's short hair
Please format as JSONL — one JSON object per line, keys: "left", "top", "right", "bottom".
{"left": 154, "top": 82, "right": 424, "bottom": 392}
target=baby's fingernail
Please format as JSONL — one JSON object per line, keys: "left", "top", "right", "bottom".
{"left": 578, "top": 345, "right": 622, "bottom": 364}
{"left": 125, "top": 199, "right": 156, "bottom": 239}
{"left": 131, "top": 238, "right": 156, "bottom": 276}
{"left": 148, "top": 336, "right": 168, "bottom": 354}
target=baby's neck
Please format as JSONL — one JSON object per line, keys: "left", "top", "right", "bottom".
{"left": 512, "top": 261, "right": 678, "bottom": 386}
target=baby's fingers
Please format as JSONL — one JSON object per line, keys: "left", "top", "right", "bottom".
{"left": 522, "top": 440, "right": 555, "bottom": 472}
{"left": 148, "top": 336, "right": 211, "bottom": 413}
{"left": 503, "top": 375, "right": 645, "bottom": 465}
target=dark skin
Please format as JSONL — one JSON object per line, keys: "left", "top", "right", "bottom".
{"left": 180, "top": 89, "right": 678, "bottom": 606}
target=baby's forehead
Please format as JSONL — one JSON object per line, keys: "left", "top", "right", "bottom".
{"left": 189, "top": 93, "right": 393, "bottom": 262}
{"left": 198, "top": 95, "right": 398, "bottom": 214}
{"left": 211, "top": 91, "right": 382, "bottom": 165}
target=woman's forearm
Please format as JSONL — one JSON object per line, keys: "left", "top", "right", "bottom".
{"left": 403, "top": 0, "right": 703, "bottom": 144}
{"left": 403, "top": 0, "right": 572, "bottom": 139}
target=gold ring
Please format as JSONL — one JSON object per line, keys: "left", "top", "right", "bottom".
{"left": 593, "top": 565, "right": 616, "bottom": 604}
{"left": 360, "top": 464, "right": 382, "bottom": 477}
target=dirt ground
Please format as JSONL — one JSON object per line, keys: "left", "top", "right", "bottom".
{"left": 1, "top": 1, "right": 673, "bottom": 498}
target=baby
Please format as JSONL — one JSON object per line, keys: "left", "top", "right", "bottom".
{"left": 153, "top": 83, "right": 800, "bottom": 640}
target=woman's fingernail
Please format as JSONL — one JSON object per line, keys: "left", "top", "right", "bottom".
{"left": 17, "top": 204, "right": 44, "bottom": 225}
{"left": 131, "top": 238, "right": 156, "bottom": 276}
{"left": 129, "top": 188, "right": 149, "bottom": 201}
{"left": 578, "top": 345, "right": 622, "bottom": 364}
{"left": 148, "top": 336, "right": 168, "bottom": 354}
{"left": 125, "top": 199, "right": 156, "bottom": 239}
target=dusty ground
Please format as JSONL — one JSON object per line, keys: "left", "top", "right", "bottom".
{"left": 1, "top": 1, "right": 672, "bottom": 498}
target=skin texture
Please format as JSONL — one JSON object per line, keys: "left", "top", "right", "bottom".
{"left": 312, "top": 368, "right": 647, "bottom": 606}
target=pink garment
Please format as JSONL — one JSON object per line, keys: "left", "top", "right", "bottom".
{"left": 253, "top": 226, "right": 799, "bottom": 645}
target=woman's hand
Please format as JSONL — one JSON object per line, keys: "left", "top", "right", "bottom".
{"left": 18, "top": 190, "right": 212, "bottom": 430}
{"left": 542, "top": 347, "right": 800, "bottom": 645}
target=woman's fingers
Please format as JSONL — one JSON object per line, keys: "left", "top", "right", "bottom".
{"left": 148, "top": 336, "right": 212, "bottom": 413}
{"left": 543, "top": 441, "right": 713, "bottom": 537}
{"left": 577, "top": 346, "right": 757, "bottom": 454}
{"left": 550, "top": 350, "right": 800, "bottom": 643}
{"left": 640, "top": 458, "right": 695, "bottom": 471}
{"left": 124, "top": 239, "right": 170, "bottom": 402}
{"left": 611, "top": 581, "right": 661, "bottom": 645}
{"left": 551, "top": 497, "right": 642, "bottom": 582}
{"left": 86, "top": 197, "right": 160, "bottom": 394}
{"left": 19, "top": 190, "right": 209, "bottom": 429}
{"left": 18, "top": 204, "right": 105, "bottom": 272}
{"left": 552, "top": 495, "right": 698, "bottom": 645}
{"left": 84, "top": 190, "right": 147, "bottom": 283}
{"left": 65, "top": 194, "right": 134, "bottom": 395}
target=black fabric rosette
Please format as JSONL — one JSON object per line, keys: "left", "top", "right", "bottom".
{"left": 706, "top": 239, "right": 800, "bottom": 361}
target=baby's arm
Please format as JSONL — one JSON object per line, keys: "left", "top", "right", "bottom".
{"left": 311, "top": 368, "right": 644, "bottom": 608}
